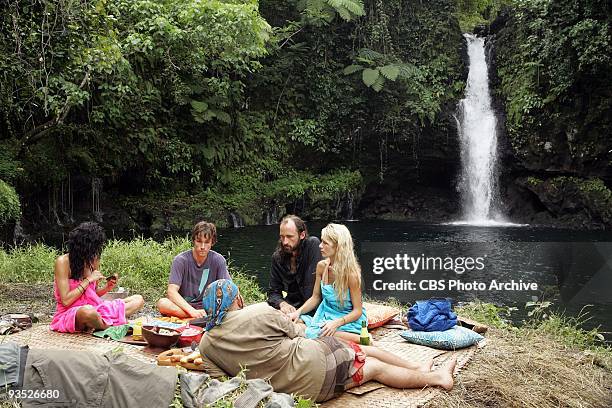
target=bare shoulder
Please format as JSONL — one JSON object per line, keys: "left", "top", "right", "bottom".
{"left": 315, "top": 260, "right": 328, "bottom": 276}
{"left": 54, "top": 254, "right": 70, "bottom": 275}
{"left": 55, "top": 254, "right": 69, "bottom": 267}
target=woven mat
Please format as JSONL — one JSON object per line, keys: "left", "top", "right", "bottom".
{"left": 321, "top": 328, "right": 482, "bottom": 408}
{"left": 5, "top": 324, "right": 156, "bottom": 364}
{"left": 7, "top": 324, "right": 482, "bottom": 407}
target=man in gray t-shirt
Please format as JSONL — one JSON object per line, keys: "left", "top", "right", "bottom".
{"left": 156, "top": 221, "right": 230, "bottom": 318}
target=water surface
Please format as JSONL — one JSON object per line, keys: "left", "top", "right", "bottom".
{"left": 214, "top": 221, "right": 612, "bottom": 339}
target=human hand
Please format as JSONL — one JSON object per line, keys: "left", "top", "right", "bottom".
{"left": 279, "top": 301, "right": 296, "bottom": 315}
{"left": 89, "top": 269, "right": 104, "bottom": 282}
{"left": 287, "top": 310, "right": 301, "bottom": 322}
{"left": 105, "top": 273, "right": 118, "bottom": 289}
{"left": 319, "top": 319, "right": 341, "bottom": 337}
{"left": 189, "top": 309, "right": 206, "bottom": 319}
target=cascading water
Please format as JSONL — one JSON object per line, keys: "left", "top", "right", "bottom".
{"left": 230, "top": 212, "right": 245, "bottom": 228}
{"left": 455, "top": 34, "right": 509, "bottom": 226}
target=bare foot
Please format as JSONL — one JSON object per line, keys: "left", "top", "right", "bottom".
{"left": 420, "top": 358, "right": 434, "bottom": 372}
{"left": 433, "top": 358, "right": 457, "bottom": 390}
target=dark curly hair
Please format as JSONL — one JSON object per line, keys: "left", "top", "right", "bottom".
{"left": 67, "top": 222, "right": 106, "bottom": 280}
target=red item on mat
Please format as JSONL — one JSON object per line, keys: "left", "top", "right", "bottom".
{"left": 348, "top": 341, "right": 366, "bottom": 384}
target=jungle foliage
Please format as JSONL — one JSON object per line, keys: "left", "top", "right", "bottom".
{"left": 0, "top": 0, "right": 466, "bottom": 228}
{"left": 1, "top": 0, "right": 610, "bottom": 230}
{"left": 491, "top": 0, "right": 611, "bottom": 171}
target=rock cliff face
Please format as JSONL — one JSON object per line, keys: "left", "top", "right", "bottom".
{"left": 484, "top": 6, "right": 612, "bottom": 229}
{"left": 357, "top": 108, "right": 463, "bottom": 222}
{"left": 361, "top": 3, "right": 612, "bottom": 229}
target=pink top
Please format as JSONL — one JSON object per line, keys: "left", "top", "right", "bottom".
{"left": 50, "top": 278, "right": 126, "bottom": 333}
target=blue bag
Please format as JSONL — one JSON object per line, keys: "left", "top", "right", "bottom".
{"left": 407, "top": 298, "right": 457, "bottom": 332}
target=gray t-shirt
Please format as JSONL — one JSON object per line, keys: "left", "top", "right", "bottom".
{"left": 168, "top": 249, "right": 230, "bottom": 306}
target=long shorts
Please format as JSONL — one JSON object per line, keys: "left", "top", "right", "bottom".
{"left": 314, "top": 337, "right": 366, "bottom": 402}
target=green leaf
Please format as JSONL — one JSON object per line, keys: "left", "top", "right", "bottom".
{"left": 334, "top": 6, "right": 352, "bottom": 21}
{"left": 362, "top": 68, "right": 380, "bottom": 87}
{"left": 397, "top": 63, "right": 423, "bottom": 80}
{"left": 379, "top": 65, "right": 400, "bottom": 81}
{"left": 358, "top": 48, "right": 384, "bottom": 61}
{"left": 202, "top": 147, "right": 215, "bottom": 160}
{"left": 342, "top": 64, "right": 363, "bottom": 75}
{"left": 371, "top": 75, "right": 385, "bottom": 92}
{"left": 214, "top": 110, "right": 232, "bottom": 124}
{"left": 326, "top": 0, "right": 365, "bottom": 20}
{"left": 190, "top": 100, "right": 209, "bottom": 112}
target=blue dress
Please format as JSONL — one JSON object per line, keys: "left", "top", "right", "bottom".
{"left": 301, "top": 279, "right": 368, "bottom": 339}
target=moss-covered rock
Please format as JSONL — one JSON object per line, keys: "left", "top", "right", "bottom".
{"left": 122, "top": 170, "right": 364, "bottom": 234}
{"left": 517, "top": 177, "right": 612, "bottom": 228}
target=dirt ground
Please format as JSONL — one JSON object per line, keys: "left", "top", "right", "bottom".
{"left": 0, "top": 283, "right": 55, "bottom": 322}
{"left": 0, "top": 283, "right": 157, "bottom": 323}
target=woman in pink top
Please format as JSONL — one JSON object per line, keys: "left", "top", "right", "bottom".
{"left": 50, "top": 222, "right": 144, "bottom": 332}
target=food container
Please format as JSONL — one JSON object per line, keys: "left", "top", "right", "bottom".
{"left": 177, "top": 325, "right": 204, "bottom": 348}
{"left": 2, "top": 314, "right": 32, "bottom": 329}
{"left": 142, "top": 325, "right": 181, "bottom": 348}
{"left": 101, "top": 287, "right": 129, "bottom": 300}
{"left": 132, "top": 320, "right": 143, "bottom": 341}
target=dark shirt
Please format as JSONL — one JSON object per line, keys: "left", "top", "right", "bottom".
{"left": 267, "top": 236, "right": 322, "bottom": 310}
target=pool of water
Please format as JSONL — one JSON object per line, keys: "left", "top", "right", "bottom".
{"left": 213, "top": 221, "right": 612, "bottom": 340}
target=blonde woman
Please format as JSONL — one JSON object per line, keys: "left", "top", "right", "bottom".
{"left": 288, "top": 223, "right": 367, "bottom": 343}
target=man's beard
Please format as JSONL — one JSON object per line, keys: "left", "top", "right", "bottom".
{"left": 282, "top": 241, "right": 300, "bottom": 254}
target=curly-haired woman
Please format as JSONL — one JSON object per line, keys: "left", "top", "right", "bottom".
{"left": 50, "top": 222, "right": 144, "bottom": 332}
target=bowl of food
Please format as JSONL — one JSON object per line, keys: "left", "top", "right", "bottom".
{"left": 177, "top": 326, "right": 204, "bottom": 347}
{"left": 142, "top": 325, "right": 181, "bottom": 348}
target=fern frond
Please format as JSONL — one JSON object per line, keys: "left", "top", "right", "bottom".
{"left": 397, "top": 63, "right": 424, "bottom": 80}
{"left": 371, "top": 75, "right": 385, "bottom": 92}
{"left": 327, "top": 0, "right": 364, "bottom": 17}
{"left": 343, "top": 64, "right": 364, "bottom": 75}
{"left": 379, "top": 64, "right": 400, "bottom": 81}
{"left": 358, "top": 48, "right": 384, "bottom": 61}
{"left": 334, "top": 5, "right": 352, "bottom": 21}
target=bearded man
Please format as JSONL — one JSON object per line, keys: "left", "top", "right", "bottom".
{"left": 267, "top": 215, "right": 322, "bottom": 315}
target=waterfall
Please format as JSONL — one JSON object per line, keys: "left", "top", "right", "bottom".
{"left": 229, "top": 212, "right": 245, "bottom": 228}
{"left": 345, "top": 191, "right": 355, "bottom": 221}
{"left": 265, "top": 205, "right": 279, "bottom": 225}
{"left": 92, "top": 177, "right": 103, "bottom": 222}
{"left": 455, "top": 34, "right": 508, "bottom": 226}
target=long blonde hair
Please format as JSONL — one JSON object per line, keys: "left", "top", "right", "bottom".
{"left": 321, "top": 223, "right": 361, "bottom": 306}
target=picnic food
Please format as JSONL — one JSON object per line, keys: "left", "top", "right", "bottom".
{"left": 180, "top": 350, "right": 201, "bottom": 364}
{"left": 132, "top": 320, "right": 143, "bottom": 341}
{"left": 181, "top": 328, "right": 201, "bottom": 337}
{"left": 157, "top": 348, "right": 207, "bottom": 371}
{"left": 142, "top": 325, "right": 180, "bottom": 348}
{"left": 178, "top": 326, "right": 204, "bottom": 347}
{"left": 157, "top": 316, "right": 188, "bottom": 324}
